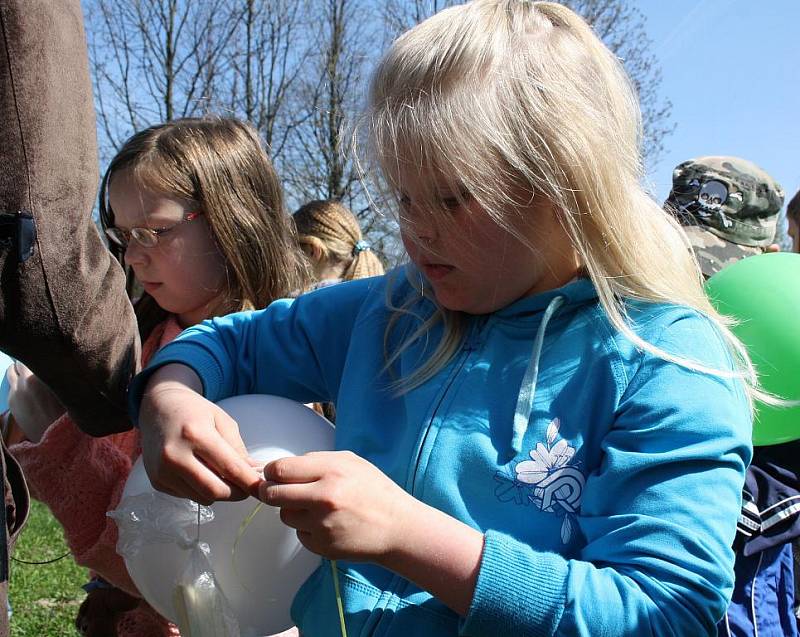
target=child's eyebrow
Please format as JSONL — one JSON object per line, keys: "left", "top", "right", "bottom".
{"left": 434, "top": 188, "right": 471, "bottom": 203}
{"left": 113, "top": 211, "right": 181, "bottom": 230}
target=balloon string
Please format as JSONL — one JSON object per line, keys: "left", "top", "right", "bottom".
{"left": 232, "top": 499, "right": 347, "bottom": 635}
{"left": 231, "top": 501, "right": 269, "bottom": 595}
{"left": 330, "top": 560, "right": 347, "bottom": 637}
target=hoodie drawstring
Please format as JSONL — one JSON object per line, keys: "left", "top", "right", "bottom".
{"left": 511, "top": 295, "right": 566, "bottom": 456}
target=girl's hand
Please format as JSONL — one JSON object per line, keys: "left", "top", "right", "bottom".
{"left": 6, "top": 362, "right": 66, "bottom": 443}
{"left": 262, "top": 449, "right": 485, "bottom": 616}
{"left": 259, "top": 450, "right": 417, "bottom": 562}
{"left": 138, "top": 364, "right": 263, "bottom": 504}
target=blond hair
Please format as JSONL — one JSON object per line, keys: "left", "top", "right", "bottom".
{"left": 357, "top": 0, "right": 758, "bottom": 399}
{"left": 99, "top": 117, "right": 309, "bottom": 338}
{"left": 293, "top": 200, "right": 385, "bottom": 281}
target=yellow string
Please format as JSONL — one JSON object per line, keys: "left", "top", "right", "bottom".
{"left": 232, "top": 502, "right": 277, "bottom": 598}
{"left": 330, "top": 560, "right": 348, "bottom": 637}
{"left": 234, "top": 500, "right": 347, "bottom": 636}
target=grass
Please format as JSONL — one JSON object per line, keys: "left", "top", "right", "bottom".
{"left": 9, "top": 500, "right": 87, "bottom": 636}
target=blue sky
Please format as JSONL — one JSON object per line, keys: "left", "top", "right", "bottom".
{"left": 641, "top": 0, "right": 800, "bottom": 204}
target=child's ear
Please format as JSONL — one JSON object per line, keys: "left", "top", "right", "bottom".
{"left": 302, "top": 237, "right": 326, "bottom": 263}
{"left": 310, "top": 242, "right": 324, "bottom": 262}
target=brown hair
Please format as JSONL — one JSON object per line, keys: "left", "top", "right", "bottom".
{"left": 99, "top": 117, "right": 309, "bottom": 340}
{"left": 293, "top": 200, "right": 384, "bottom": 282}
{"left": 787, "top": 189, "right": 800, "bottom": 222}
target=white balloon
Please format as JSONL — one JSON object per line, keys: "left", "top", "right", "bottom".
{"left": 121, "top": 394, "right": 334, "bottom": 636}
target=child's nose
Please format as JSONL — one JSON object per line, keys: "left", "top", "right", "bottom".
{"left": 123, "top": 241, "right": 147, "bottom": 267}
{"left": 403, "top": 207, "right": 438, "bottom": 245}
{"left": 415, "top": 223, "right": 437, "bottom": 244}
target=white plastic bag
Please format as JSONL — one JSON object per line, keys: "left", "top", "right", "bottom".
{"left": 173, "top": 541, "right": 241, "bottom": 637}
{"left": 109, "top": 492, "right": 240, "bottom": 637}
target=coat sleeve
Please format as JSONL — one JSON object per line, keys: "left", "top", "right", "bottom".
{"left": 0, "top": 0, "right": 139, "bottom": 437}
{"left": 461, "top": 313, "right": 752, "bottom": 637}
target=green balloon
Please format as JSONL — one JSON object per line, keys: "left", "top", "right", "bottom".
{"left": 705, "top": 252, "right": 800, "bottom": 446}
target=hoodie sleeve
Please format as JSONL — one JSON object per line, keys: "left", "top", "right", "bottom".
{"left": 462, "top": 311, "right": 752, "bottom": 637}
{"left": 129, "top": 278, "right": 378, "bottom": 420}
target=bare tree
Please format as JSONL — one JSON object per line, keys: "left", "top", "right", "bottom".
{"left": 281, "top": 0, "right": 374, "bottom": 208}
{"left": 382, "top": 0, "right": 458, "bottom": 41}
{"left": 561, "top": 0, "right": 674, "bottom": 168}
{"left": 86, "top": 0, "right": 243, "bottom": 154}
{"left": 84, "top": 0, "right": 671, "bottom": 266}
{"left": 223, "top": 0, "right": 310, "bottom": 158}
{"left": 278, "top": 0, "right": 403, "bottom": 263}
{"left": 86, "top": 0, "right": 398, "bottom": 260}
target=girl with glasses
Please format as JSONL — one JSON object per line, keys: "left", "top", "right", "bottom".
{"left": 6, "top": 117, "right": 308, "bottom": 636}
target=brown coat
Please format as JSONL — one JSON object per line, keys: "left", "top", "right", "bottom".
{"left": 0, "top": 0, "right": 139, "bottom": 435}
{"left": 0, "top": 1, "right": 141, "bottom": 632}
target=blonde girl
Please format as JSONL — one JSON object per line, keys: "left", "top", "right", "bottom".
{"left": 131, "top": 4, "right": 752, "bottom": 636}
{"left": 293, "top": 199, "right": 384, "bottom": 287}
{"left": 7, "top": 117, "right": 307, "bottom": 637}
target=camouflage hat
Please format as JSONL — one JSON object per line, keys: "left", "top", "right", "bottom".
{"left": 665, "top": 156, "right": 784, "bottom": 277}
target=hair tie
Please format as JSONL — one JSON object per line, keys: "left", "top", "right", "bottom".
{"left": 352, "top": 240, "right": 370, "bottom": 256}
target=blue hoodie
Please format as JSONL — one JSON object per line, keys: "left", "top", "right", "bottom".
{"left": 132, "top": 272, "right": 752, "bottom": 637}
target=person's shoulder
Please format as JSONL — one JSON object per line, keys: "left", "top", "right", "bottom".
{"left": 575, "top": 296, "right": 721, "bottom": 350}
{"left": 276, "top": 270, "right": 409, "bottom": 329}
{"left": 308, "top": 266, "right": 415, "bottom": 303}
{"left": 621, "top": 300, "right": 736, "bottom": 374}
{"left": 310, "top": 278, "right": 343, "bottom": 290}
{"left": 625, "top": 299, "right": 713, "bottom": 333}
{"left": 560, "top": 298, "right": 734, "bottom": 396}
{"left": 299, "top": 271, "right": 393, "bottom": 305}
{"left": 625, "top": 300, "right": 723, "bottom": 341}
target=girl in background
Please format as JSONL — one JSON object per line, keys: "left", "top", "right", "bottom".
{"left": 293, "top": 199, "right": 384, "bottom": 288}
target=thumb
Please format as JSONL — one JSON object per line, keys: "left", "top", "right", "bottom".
{"left": 210, "top": 406, "right": 262, "bottom": 497}
{"left": 213, "top": 404, "right": 250, "bottom": 458}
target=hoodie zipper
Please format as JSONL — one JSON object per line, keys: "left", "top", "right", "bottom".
{"left": 408, "top": 316, "right": 488, "bottom": 497}
{"left": 366, "top": 319, "right": 489, "bottom": 636}
{"left": 366, "top": 322, "right": 488, "bottom": 637}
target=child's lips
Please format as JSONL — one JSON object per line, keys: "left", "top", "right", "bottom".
{"left": 141, "top": 281, "right": 162, "bottom": 293}
{"left": 421, "top": 263, "right": 454, "bottom": 280}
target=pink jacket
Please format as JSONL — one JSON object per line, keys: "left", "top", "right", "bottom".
{"left": 12, "top": 316, "right": 183, "bottom": 636}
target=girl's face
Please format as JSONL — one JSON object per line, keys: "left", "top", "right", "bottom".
{"left": 109, "top": 169, "right": 227, "bottom": 327}
{"left": 400, "top": 181, "right": 580, "bottom": 315}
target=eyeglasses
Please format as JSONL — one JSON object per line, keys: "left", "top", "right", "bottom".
{"left": 105, "top": 211, "right": 204, "bottom": 249}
